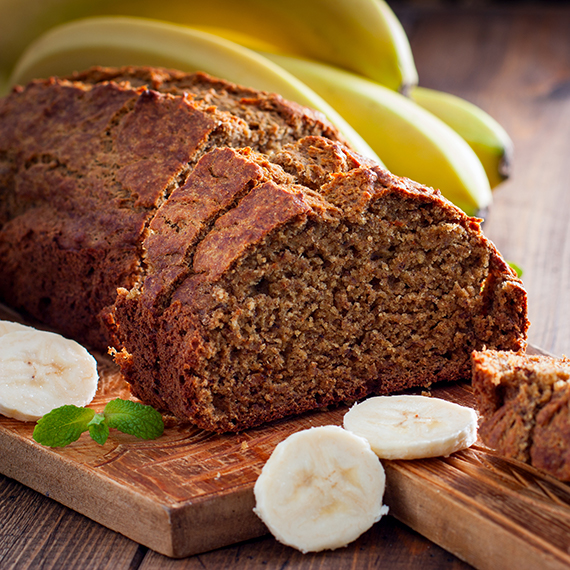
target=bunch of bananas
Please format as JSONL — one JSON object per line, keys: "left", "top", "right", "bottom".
{"left": 1, "top": 0, "right": 513, "bottom": 216}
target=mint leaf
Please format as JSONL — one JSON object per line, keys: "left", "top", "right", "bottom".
{"left": 33, "top": 399, "right": 164, "bottom": 448}
{"left": 88, "top": 413, "right": 109, "bottom": 445}
{"left": 104, "top": 399, "right": 164, "bottom": 440}
{"left": 33, "top": 405, "right": 95, "bottom": 447}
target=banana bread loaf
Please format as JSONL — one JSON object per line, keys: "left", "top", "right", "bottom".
{"left": 0, "top": 66, "right": 529, "bottom": 432}
{"left": 472, "top": 350, "right": 570, "bottom": 481}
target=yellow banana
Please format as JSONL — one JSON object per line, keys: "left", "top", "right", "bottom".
{"left": 0, "top": 72, "right": 7, "bottom": 96}
{"left": 0, "top": 0, "right": 417, "bottom": 92}
{"left": 8, "top": 16, "right": 379, "bottom": 163}
{"left": 262, "top": 53, "right": 491, "bottom": 215}
{"left": 410, "top": 86, "right": 514, "bottom": 188}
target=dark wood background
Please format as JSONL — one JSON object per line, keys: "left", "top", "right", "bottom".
{"left": 2, "top": 3, "right": 570, "bottom": 568}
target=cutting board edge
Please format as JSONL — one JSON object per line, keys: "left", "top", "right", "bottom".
{"left": 0, "top": 338, "right": 561, "bottom": 561}
{"left": 0, "top": 425, "right": 270, "bottom": 557}
{"left": 384, "top": 454, "right": 570, "bottom": 570}
{"left": 0, "top": 425, "right": 178, "bottom": 555}
{"left": 168, "top": 485, "right": 268, "bottom": 558}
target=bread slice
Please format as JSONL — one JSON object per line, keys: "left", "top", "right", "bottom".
{"left": 472, "top": 350, "right": 570, "bottom": 481}
{"left": 0, "top": 67, "right": 528, "bottom": 432}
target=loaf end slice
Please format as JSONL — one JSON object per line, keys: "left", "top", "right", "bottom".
{"left": 472, "top": 350, "right": 570, "bottom": 481}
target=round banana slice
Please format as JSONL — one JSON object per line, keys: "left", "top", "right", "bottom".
{"left": 253, "top": 425, "right": 388, "bottom": 553}
{"left": 343, "top": 395, "right": 478, "bottom": 460}
{"left": 0, "top": 329, "right": 99, "bottom": 421}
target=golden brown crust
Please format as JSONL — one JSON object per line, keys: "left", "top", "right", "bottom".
{"left": 0, "top": 77, "right": 217, "bottom": 347}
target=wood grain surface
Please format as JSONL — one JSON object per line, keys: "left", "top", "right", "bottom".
{"left": 2, "top": 3, "right": 570, "bottom": 569}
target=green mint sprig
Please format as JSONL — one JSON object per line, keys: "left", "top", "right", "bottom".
{"left": 33, "top": 399, "right": 164, "bottom": 448}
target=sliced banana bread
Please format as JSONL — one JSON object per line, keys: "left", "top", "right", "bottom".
{"left": 0, "top": 67, "right": 529, "bottom": 432}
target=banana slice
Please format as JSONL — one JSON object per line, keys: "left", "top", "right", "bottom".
{"left": 253, "top": 425, "right": 388, "bottom": 553}
{"left": 343, "top": 395, "right": 478, "bottom": 460}
{"left": 0, "top": 328, "right": 99, "bottom": 421}
{"left": 0, "top": 319, "right": 35, "bottom": 337}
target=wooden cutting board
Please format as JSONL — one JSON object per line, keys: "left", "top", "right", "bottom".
{"left": 1, "top": 308, "right": 569, "bottom": 569}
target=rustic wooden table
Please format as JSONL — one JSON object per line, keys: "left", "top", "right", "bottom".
{"left": 2, "top": 3, "right": 570, "bottom": 569}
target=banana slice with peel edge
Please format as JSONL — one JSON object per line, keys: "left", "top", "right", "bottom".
{"left": 343, "top": 395, "right": 478, "bottom": 460}
{"left": 0, "top": 321, "right": 99, "bottom": 422}
{"left": 253, "top": 425, "right": 388, "bottom": 553}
